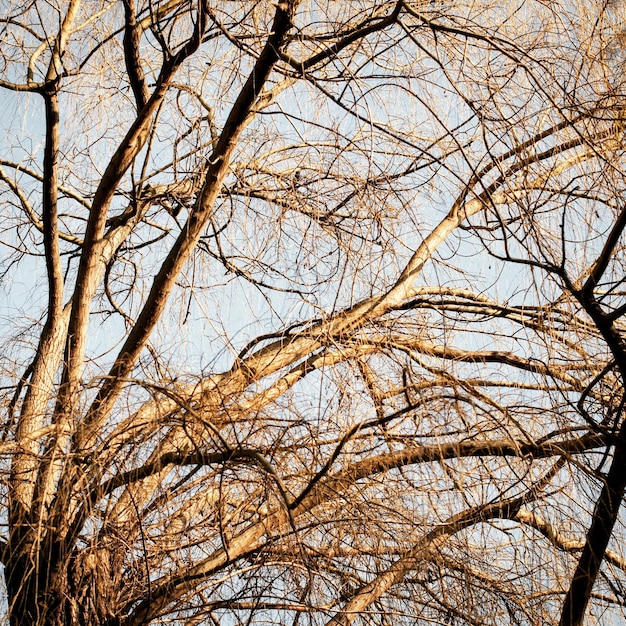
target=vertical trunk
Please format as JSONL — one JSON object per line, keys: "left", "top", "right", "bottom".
{"left": 7, "top": 544, "right": 123, "bottom": 626}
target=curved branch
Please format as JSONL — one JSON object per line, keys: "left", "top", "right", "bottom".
{"left": 118, "top": 433, "right": 588, "bottom": 626}
{"left": 0, "top": 158, "right": 91, "bottom": 209}
{"left": 280, "top": 2, "right": 402, "bottom": 72}
{"left": 516, "top": 508, "right": 626, "bottom": 573}
{"left": 324, "top": 459, "right": 565, "bottom": 625}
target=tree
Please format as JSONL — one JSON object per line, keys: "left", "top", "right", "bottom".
{"left": 1, "top": 0, "right": 626, "bottom": 624}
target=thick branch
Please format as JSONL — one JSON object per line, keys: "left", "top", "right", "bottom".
{"left": 559, "top": 428, "right": 626, "bottom": 626}
{"left": 11, "top": 88, "right": 67, "bottom": 511}
{"left": 53, "top": 1, "right": 210, "bottom": 430}
{"left": 583, "top": 205, "right": 626, "bottom": 297}
{"left": 122, "top": 0, "right": 149, "bottom": 110}
{"left": 78, "top": 0, "right": 297, "bottom": 448}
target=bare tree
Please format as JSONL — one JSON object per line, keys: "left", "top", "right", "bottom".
{"left": 1, "top": 1, "right": 626, "bottom": 625}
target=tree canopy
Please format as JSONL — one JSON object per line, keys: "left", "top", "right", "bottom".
{"left": 1, "top": 1, "right": 626, "bottom": 625}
